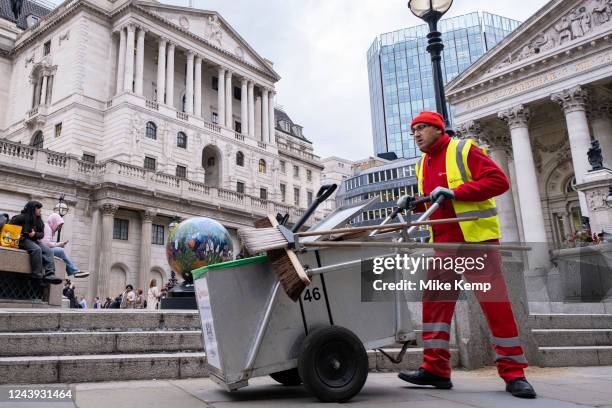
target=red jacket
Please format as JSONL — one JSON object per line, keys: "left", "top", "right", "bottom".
{"left": 415, "top": 134, "right": 509, "bottom": 243}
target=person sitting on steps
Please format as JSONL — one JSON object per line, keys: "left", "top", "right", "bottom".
{"left": 9, "top": 201, "right": 62, "bottom": 286}
{"left": 41, "top": 213, "right": 89, "bottom": 279}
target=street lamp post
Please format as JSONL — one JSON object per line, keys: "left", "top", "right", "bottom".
{"left": 54, "top": 195, "right": 69, "bottom": 242}
{"left": 408, "top": 0, "right": 453, "bottom": 130}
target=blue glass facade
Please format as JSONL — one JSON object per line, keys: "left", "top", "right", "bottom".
{"left": 367, "top": 12, "right": 520, "bottom": 159}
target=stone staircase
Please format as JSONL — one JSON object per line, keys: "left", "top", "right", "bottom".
{"left": 530, "top": 313, "right": 612, "bottom": 366}
{"left": 0, "top": 309, "right": 458, "bottom": 384}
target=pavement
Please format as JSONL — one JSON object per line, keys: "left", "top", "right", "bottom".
{"left": 2, "top": 366, "right": 611, "bottom": 408}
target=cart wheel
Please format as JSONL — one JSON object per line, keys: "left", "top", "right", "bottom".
{"left": 298, "top": 326, "right": 368, "bottom": 402}
{"left": 269, "top": 368, "right": 302, "bottom": 386}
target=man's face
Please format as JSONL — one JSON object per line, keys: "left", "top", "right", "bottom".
{"left": 412, "top": 123, "right": 443, "bottom": 152}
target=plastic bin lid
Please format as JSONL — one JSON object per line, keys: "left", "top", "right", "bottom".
{"left": 192, "top": 255, "right": 269, "bottom": 280}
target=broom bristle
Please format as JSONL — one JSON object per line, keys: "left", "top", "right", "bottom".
{"left": 268, "top": 248, "right": 309, "bottom": 301}
{"left": 238, "top": 226, "right": 288, "bottom": 254}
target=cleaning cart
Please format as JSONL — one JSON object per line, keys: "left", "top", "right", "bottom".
{"left": 192, "top": 189, "right": 452, "bottom": 402}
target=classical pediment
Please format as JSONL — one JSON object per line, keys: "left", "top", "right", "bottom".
{"left": 447, "top": 0, "right": 612, "bottom": 93}
{"left": 135, "top": 2, "right": 279, "bottom": 80}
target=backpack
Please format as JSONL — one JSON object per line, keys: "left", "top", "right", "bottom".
{"left": 0, "top": 213, "right": 8, "bottom": 229}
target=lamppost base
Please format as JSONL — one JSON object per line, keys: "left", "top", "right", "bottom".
{"left": 160, "top": 281, "right": 197, "bottom": 309}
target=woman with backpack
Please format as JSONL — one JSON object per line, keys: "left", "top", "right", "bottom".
{"left": 9, "top": 201, "right": 62, "bottom": 286}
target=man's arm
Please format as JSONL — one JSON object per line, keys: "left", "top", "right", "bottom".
{"left": 452, "top": 145, "right": 510, "bottom": 201}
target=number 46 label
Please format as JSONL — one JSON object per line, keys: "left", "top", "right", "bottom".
{"left": 302, "top": 287, "right": 321, "bottom": 302}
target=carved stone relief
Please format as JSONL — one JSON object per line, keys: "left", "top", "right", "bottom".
{"left": 206, "top": 15, "right": 223, "bottom": 47}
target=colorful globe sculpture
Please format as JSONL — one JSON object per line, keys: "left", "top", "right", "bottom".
{"left": 166, "top": 217, "right": 233, "bottom": 283}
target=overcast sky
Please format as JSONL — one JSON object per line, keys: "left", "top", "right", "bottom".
{"left": 114, "top": 0, "right": 551, "bottom": 160}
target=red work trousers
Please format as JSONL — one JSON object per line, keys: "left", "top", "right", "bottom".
{"left": 420, "top": 249, "right": 528, "bottom": 382}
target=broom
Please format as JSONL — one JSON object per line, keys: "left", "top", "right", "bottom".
{"left": 242, "top": 184, "right": 338, "bottom": 301}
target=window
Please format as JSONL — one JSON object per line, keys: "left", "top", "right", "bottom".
{"left": 212, "top": 112, "right": 219, "bottom": 124}
{"left": 177, "top": 132, "right": 187, "bottom": 148}
{"left": 113, "top": 218, "right": 129, "bottom": 240}
{"left": 82, "top": 153, "right": 96, "bottom": 163}
{"left": 54, "top": 123, "right": 62, "bottom": 138}
{"left": 212, "top": 76, "right": 218, "bottom": 90}
{"left": 144, "top": 156, "right": 156, "bottom": 171}
{"left": 260, "top": 188, "right": 268, "bottom": 200}
{"left": 280, "top": 183, "right": 286, "bottom": 202}
{"left": 152, "top": 224, "right": 165, "bottom": 245}
{"left": 294, "top": 187, "right": 300, "bottom": 207}
{"left": 145, "top": 122, "right": 157, "bottom": 139}
{"left": 306, "top": 169, "right": 312, "bottom": 182}
{"left": 234, "top": 86, "right": 241, "bottom": 100}
{"left": 236, "top": 181, "right": 245, "bottom": 194}
{"left": 207, "top": 157, "right": 215, "bottom": 167}
{"left": 43, "top": 40, "right": 51, "bottom": 56}
{"left": 235, "top": 121, "right": 242, "bottom": 133}
{"left": 258, "top": 159, "right": 267, "bottom": 173}
{"left": 307, "top": 191, "right": 313, "bottom": 205}
{"left": 280, "top": 160, "right": 286, "bottom": 173}
{"left": 31, "top": 131, "right": 43, "bottom": 149}
{"left": 175, "top": 165, "right": 187, "bottom": 179}
{"left": 236, "top": 151, "right": 244, "bottom": 166}
{"left": 293, "top": 165, "right": 299, "bottom": 178}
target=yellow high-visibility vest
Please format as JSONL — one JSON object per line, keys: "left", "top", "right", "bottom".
{"left": 415, "top": 138, "right": 501, "bottom": 243}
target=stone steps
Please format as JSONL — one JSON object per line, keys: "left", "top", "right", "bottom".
{"left": 0, "top": 330, "right": 204, "bottom": 356}
{"left": 538, "top": 346, "right": 612, "bottom": 367}
{"left": 530, "top": 313, "right": 612, "bottom": 329}
{"left": 533, "top": 329, "right": 612, "bottom": 347}
{"left": 0, "top": 310, "right": 201, "bottom": 332}
{"left": 0, "top": 348, "right": 458, "bottom": 385}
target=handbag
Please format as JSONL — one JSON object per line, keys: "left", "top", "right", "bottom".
{"left": 0, "top": 224, "right": 22, "bottom": 248}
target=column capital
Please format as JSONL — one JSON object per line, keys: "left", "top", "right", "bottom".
{"left": 125, "top": 23, "right": 136, "bottom": 33}
{"left": 142, "top": 209, "right": 156, "bottom": 222}
{"left": 458, "top": 120, "right": 512, "bottom": 154}
{"left": 551, "top": 86, "right": 590, "bottom": 113}
{"left": 167, "top": 42, "right": 176, "bottom": 51}
{"left": 226, "top": 70, "right": 233, "bottom": 77}
{"left": 498, "top": 105, "right": 531, "bottom": 130}
{"left": 158, "top": 37, "right": 168, "bottom": 46}
{"left": 136, "top": 25, "right": 147, "bottom": 35}
{"left": 186, "top": 50, "right": 195, "bottom": 59}
{"left": 241, "top": 77, "right": 248, "bottom": 85}
{"left": 194, "top": 54, "right": 203, "bottom": 63}
{"left": 100, "top": 203, "right": 119, "bottom": 216}
{"left": 218, "top": 66, "right": 226, "bottom": 74}
{"left": 247, "top": 81, "right": 255, "bottom": 89}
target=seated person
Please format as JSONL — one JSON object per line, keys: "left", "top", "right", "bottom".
{"left": 9, "top": 201, "right": 62, "bottom": 286}
{"left": 41, "top": 213, "right": 89, "bottom": 278}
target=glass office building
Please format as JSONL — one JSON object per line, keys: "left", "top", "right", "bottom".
{"left": 368, "top": 12, "right": 520, "bottom": 159}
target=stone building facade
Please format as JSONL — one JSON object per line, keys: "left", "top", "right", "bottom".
{"left": 0, "top": 0, "right": 324, "bottom": 301}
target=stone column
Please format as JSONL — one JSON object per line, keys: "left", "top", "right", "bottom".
{"left": 185, "top": 51, "right": 194, "bottom": 114}
{"left": 123, "top": 24, "right": 136, "bottom": 92}
{"left": 217, "top": 67, "right": 225, "bottom": 125}
{"left": 551, "top": 86, "right": 591, "bottom": 217}
{"left": 87, "top": 206, "right": 101, "bottom": 303}
{"left": 166, "top": 43, "right": 175, "bottom": 108}
{"left": 116, "top": 27, "right": 126, "bottom": 94}
{"left": 98, "top": 204, "right": 118, "bottom": 300}
{"left": 225, "top": 70, "right": 233, "bottom": 128}
{"left": 248, "top": 81, "right": 255, "bottom": 137}
{"left": 194, "top": 56, "right": 202, "bottom": 116}
{"left": 498, "top": 106, "right": 549, "bottom": 266}
{"left": 156, "top": 38, "right": 167, "bottom": 103}
{"left": 262, "top": 88, "right": 269, "bottom": 142}
{"left": 458, "top": 120, "right": 520, "bottom": 243}
{"left": 39, "top": 75, "right": 48, "bottom": 106}
{"left": 139, "top": 210, "right": 154, "bottom": 290}
{"left": 268, "top": 91, "right": 275, "bottom": 143}
{"left": 589, "top": 102, "right": 612, "bottom": 169}
{"left": 240, "top": 78, "right": 248, "bottom": 134}
{"left": 255, "top": 95, "right": 262, "bottom": 141}
{"left": 134, "top": 27, "right": 145, "bottom": 96}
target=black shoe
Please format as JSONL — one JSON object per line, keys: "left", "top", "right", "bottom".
{"left": 43, "top": 274, "right": 63, "bottom": 285}
{"left": 33, "top": 278, "right": 48, "bottom": 288}
{"left": 398, "top": 367, "right": 453, "bottom": 389}
{"left": 506, "top": 378, "right": 536, "bottom": 398}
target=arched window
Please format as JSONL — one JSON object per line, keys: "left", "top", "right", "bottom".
{"left": 146, "top": 122, "right": 157, "bottom": 140}
{"left": 258, "top": 159, "right": 266, "bottom": 173}
{"left": 31, "top": 131, "right": 43, "bottom": 149}
{"left": 207, "top": 157, "right": 215, "bottom": 167}
{"left": 177, "top": 132, "right": 187, "bottom": 149}
{"left": 236, "top": 151, "right": 244, "bottom": 166}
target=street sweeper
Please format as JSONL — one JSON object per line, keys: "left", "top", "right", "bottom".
{"left": 397, "top": 111, "right": 537, "bottom": 399}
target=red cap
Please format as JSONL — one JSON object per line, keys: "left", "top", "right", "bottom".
{"left": 411, "top": 111, "right": 445, "bottom": 133}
